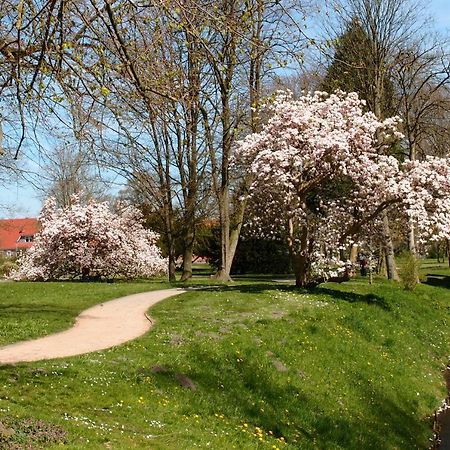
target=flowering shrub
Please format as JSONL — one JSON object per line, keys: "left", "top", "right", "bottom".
{"left": 401, "top": 156, "right": 450, "bottom": 244}
{"left": 234, "top": 91, "right": 450, "bottom": 286}
{"left": 11, "top": 197, "right": 167, "bottom": 281}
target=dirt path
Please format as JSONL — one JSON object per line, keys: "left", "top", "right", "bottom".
{"left": 0, "top": 288, "right": 186, "bottom": 364}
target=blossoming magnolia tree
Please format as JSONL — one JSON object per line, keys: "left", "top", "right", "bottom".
{"left": 401, "top": 157, "right": 450, "bottom": 245}
{"left": 11, "top": 197, "right": 167, "bottom": 281}
{"left": 234, "top": 91, "right": 450, "bottom": 287}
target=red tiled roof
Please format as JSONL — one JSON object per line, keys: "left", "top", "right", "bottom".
{"left": 0, "top": 218, "right": 40, "bottom": 251}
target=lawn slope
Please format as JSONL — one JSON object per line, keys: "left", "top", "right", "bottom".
{"left": 0, "top": 276, "right": 449, "bottom": 449}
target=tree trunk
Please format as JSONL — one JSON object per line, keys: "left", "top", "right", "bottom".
{"left": 407, "top": 137, "right": 417, "bottom": 255}
{"left": 382, "top": 211, "right": 399, "bottom": 281}
{"left": 180, "top": 195, "right": 196, "bottom": 282}
{"left": 377, "top": 247, "right": 385, "bottom": 276}
{"left": 214, "top": 47, "right": 233, "bottom": 281}
{"left": 408, "top": 226, "right": 416, "bottom": 255}
{"left": 161, "top": 181, "right": 177, "bottom": 282}
{"left": 293, "top": 253, "right": 309, "bottom": 287}
{"left": 214, "top": 267, "right": 232, "bottom": 282}
{"left": 81, "top": 267, "right": 90, "bottom": 281}
{"left": 223, "top": 196, "right": 248, "bottom": 277}
{"left": 213, "top": 0, "right": 262, "bottom": 282}
{"left": 214, "top": 187, "right": 232, "bottom": 281}
{"left": 350, "top": 244, "right": 358, "bottom": 263}
{"left": 227, "top": 224, "right": 243, "bottom": 272}
{"left": 180, "top": 240, "right": 194, "bottom": 281}
{"left": 373, "top": 64, "right": 400, "bottom": 282}
{"left": 168, "top": 255, "right": 176, "bottom": 282}
{"left": 287, "top": 220, "right": 310, "bottom": 287}
{"left": 214, "top": 190, "right": 248, "bottom": 281}
{"left": 164, "top": 224, "right": 177, "bottom": 282}
{"left": 180, "top": 30, "right": 200, "bottom": 282}
{"left": 447, "top": 239, "right": 450, "bottom": 268}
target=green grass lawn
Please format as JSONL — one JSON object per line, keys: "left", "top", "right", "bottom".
{"left": 0, "top": 280, "right": 171, "bottom": 346}
{"left": 0, "top": 269, "right": 449, "bottom": 449}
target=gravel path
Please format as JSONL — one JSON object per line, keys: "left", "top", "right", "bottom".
{"left": 0, "top": 288, "right": 185, "bottom": 364}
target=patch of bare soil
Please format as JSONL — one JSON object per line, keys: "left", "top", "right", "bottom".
{"left": 0, "top": 418, "right": 66, "bottom": 449}
{"left": 137, "top": 365, "right": 197, "bottom": 390}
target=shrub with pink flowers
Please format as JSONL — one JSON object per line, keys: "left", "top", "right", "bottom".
{"left": 11, "top": 197, "right": 167, "bottom": 281}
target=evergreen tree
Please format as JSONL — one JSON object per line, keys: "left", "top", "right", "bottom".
{"left": 321, "top": 18, "right": 396, "bottom": 120}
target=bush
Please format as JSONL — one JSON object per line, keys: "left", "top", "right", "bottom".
{"left": 231, "top": 237, "right": 291, "bottom": 274}
{"left": 10, "top": 197, "right": 167, "bottom": 281}
{"left": 0, "top": 260, "right": 18, "bottom": 277}
{"left": 201, "top": 231, "right": 291, "bottom": 275}
{"left": 399, "top": 251, "right": 421, "bottom": 291}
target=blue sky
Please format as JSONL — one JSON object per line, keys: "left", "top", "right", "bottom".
{"left": 0, "top": 0, "right": 449, "bottom": 218}
{"left": 431, "top": 0, "right": 450, "bottom": 29}
{"left": 0, "top": 163, "right": 42, "bottom": 219}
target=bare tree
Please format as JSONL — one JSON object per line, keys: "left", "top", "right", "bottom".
{"left": 47, "top": 1, "right": 213, "bottom": 281}
{"left": 177, "top": 0, "right": 311, "bottom": 280}
{"left": 42, "top": 0, "right": 312, "bottom": 281}
{"left": 0, "top": 0, "right": 79, "bottom": 157}
{"left": 393, "top": 45, "right": 450, "bottom": 161}
{"left": 392, "top": 41, "right": 450, "bottom": 252}
{"left": 35, "top": 144, "right": 107, "bottom": 208}
{"left": 0, "top": 0, "right": 313, "bottom": 281}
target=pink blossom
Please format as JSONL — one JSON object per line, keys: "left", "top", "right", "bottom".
{"left": 234, "top": 91, "right": 450, "bottom": 283}
{"left": 11, "top": 197, "right": 167, "bottom": 281}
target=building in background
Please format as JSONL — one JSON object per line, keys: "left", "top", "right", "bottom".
{"left": 0, "top": 218, "right": 39, "bottom": 257}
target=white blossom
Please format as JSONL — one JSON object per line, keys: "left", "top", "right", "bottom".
{"left": 10, "top": 197, "right": 167, "bottom": 281}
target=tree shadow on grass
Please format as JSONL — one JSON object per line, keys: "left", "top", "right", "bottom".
{"left": 314, "top": 287, "right": 391, "bottom": 311}
{"left": 0, "top": 303, "right": 76, "bottom": 316}
{"left": 143, "top": 347, "right": 427, "bottom": 449}
{"left": 189, "top": 283, "right": 391, "bottom": 310}
{"left": 424, "top": 274, "right": 450, "bottom": 289}
{"left": 187, "top": 283, "right": 294, "bottom": 294}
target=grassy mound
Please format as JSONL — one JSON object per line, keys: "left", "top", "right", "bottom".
{"left": 0, "top": 272, "right": 449, "bottom": 449}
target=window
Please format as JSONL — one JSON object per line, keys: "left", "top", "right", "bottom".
{"left": 18, "top": 235, "right": 34, "bottom": 243}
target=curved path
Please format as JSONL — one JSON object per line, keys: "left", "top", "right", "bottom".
{"left": 0, "top": 288, "right": 186, "bottom": 364}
